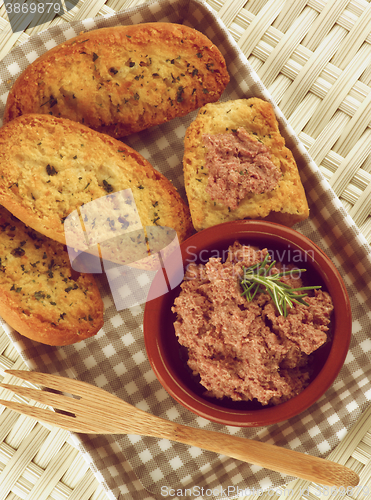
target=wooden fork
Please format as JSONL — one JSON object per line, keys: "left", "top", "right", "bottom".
{"left": 0, "top": 370, "right": 359, "bottom": 487}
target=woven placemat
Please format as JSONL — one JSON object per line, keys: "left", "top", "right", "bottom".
{"left": 1, "top": 0, "right": 371, "bottom": 499}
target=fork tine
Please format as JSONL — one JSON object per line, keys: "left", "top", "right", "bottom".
{"left": 4, "top": 370, "right": 123, "bottom": 409}
{"left": 0, "top": 399, "right": 83, "bottom": 432}
{"left": 0, "top": 383, "right": 79, "bottom": 414}
{"left": 4, "top": 370, "right": 88, "bottom": 396}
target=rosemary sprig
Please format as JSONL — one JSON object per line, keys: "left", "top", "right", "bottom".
{"left": 240, "top": 254, "right": 321, "bottom": 317}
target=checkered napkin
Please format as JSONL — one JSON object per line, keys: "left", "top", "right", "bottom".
{"left": 1, "top": 0, "right": 371, "bottom": 499}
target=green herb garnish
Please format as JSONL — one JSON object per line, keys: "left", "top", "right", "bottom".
{"left": 240, "top": 254, "right": 321, "bottom": 317}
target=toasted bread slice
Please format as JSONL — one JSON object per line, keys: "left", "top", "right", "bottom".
{"left": 0, "top": 114, "right": 193, "bottom": 267}
{"left": 183, "top": 98, "right": 309, "bottom": 231}
{"left": 4, "top": 23, "right": 230, "bottom": 138}
{"left": 0, "top": 205, "right": 103, "bottom": 346}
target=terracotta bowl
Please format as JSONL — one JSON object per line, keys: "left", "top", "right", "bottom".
{"left": 143, "top": 220, "right": 352, "bottom": 427}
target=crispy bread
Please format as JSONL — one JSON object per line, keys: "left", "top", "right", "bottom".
{"left": 183, "top": 98, "right": 309, "bottom": 230}
{"left": 0, "top": 114, "right": 193, "bottom": 267}
{"left": 0, "top": 205, "right": 103, "bottom": 346}
{"left": 4, "top": 23, "right": 230, "bottom": 138}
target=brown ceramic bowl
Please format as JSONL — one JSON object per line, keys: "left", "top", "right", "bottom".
{"left": 143, "top": 220, "right": 352, "bottom": 427}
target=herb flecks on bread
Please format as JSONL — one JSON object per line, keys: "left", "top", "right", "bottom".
{"left": 4, "top": 23, "right": 230, "bottom": 138}
{"left": 0, "top": 114, "right": 193, "bottom": 261}
{"left": 183, "top": 98, "right": 309, "bottom": 231}
{"left": 0, "top": 205, "right": 103, "bottom": 346}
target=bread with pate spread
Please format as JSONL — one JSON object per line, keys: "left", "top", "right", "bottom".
{"left": 0, "top": 205, "right": 104, "bottom": 346}
{"left": 4, "top": 23, "right": 230, "bottom": 138}
{"left": 0, "top": 114, "right": 193, "bottom": 267}
{"left": 183, "top": 97, "right": 310, "bottom": 231}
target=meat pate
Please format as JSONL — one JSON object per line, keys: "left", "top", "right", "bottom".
{"left": 203, "top": 128, "right": 281, "bottom": 210}
{"left": 172, "top": 242, "right": 333, "bottom": 406}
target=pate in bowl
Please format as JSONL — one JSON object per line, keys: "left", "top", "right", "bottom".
{"left": 143, "top": 220, "right": 352, "bottom": 427}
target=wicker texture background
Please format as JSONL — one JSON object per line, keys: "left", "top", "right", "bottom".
{"left": 1, "top": 0, "right": 371, "bottom": 499}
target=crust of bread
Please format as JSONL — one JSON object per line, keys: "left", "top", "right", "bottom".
{"left": 0, "top": 205, "right": 104, "bottom": 346}
{"left": 0, "top": 114, "right": 193, "bottom": 267}
{"left": 183, "top": 98, "right": 310, "bottom": 231}
{"left": 4, "top": 23, "right": 230, "bottom": 138}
